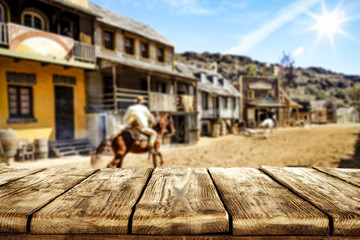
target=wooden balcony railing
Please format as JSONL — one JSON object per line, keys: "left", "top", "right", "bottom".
{"left": 149, "top": 92, "right": 177, "bottom": 112}
{"left": 0, "top": 22, "right": 9, "bottom": 45}
{"left": 73, "top": 41, "right": 95, "bottom": 63}
{"left": 87, "top": 89, "right": 197, "bottom": 113}
{"left": 87, "top": 88, "right": 148, "bottom": 112}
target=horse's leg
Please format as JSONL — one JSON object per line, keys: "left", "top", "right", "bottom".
{"left": 107, "top": 136, "right": 127, "bottom": 168}
{"left": 158, "top": 152, "right": 164, "bottom": 166}
{"left": 152, "top": 153, "right": 157, "bottom": 168}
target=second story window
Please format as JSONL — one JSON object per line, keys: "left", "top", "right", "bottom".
{"left": 202, "top": 92, "right": 208, "bottom": 110}
{"left": 22, "top": 10, "right": 46, "bottom": 30}
{"left": 125, "top": 36, "right": 135, "bottom": 55}
{"left": 223, "top": 97, "right": 228, "bottom": 109}
{"left": 0, "top": 3, "right": 5, "bottom": 22}
{"left": 103, "top": 30, "right": 115, "bottom": 51}
{"left": 140, "top": 41, "right": 149, "bottom": 59}
{"left": 247, "top": 90, "right": 254, "bottom": 100}
{"left": 157, "top": 46, "right": 165, "bottom": 62}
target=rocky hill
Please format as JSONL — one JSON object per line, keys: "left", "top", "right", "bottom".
{"left": 176, "top": 52, "right": 360, "bottom": 108}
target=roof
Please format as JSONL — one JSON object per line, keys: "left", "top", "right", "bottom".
{"left": 47, "top": 0, "right": 100, "bottom": 17}
{"left": 175, "top": 62, "right": 241, "bottom": 97}
{"left": 89, "top": 3, "right": 173, "bottom": 47}
{"left": 311, "top": 100, "right": 336, "bottom": 109}
{"left": 279, "top": 88, "right": 302, "bottom": 108}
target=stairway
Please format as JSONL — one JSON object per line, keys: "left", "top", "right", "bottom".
{"left": 49, "top": 138, "right": 94, "bottom": 158}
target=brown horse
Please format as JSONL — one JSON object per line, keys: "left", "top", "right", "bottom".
{"left": 91, "top": 114, "right": 175, "bottom": 168}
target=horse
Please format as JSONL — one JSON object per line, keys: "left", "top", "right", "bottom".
{"left": 259, "top": 118, "right": 276, "bottom": 138}
{"left": 91, "top": 114, "right": 175, "bottom": 168}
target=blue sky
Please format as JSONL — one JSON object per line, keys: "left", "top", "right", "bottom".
{"left": 91, "top": 0, "right": 360, "bottom": 75}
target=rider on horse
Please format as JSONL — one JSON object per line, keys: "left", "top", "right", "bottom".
{"left": 122, "top": 96, "right": 157, "bottom": 153}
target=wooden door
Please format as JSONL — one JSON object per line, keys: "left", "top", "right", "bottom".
{"left": 55, "top": 86, "right": 74, "bottom": 140}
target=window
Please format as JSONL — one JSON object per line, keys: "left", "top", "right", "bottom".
{"left": 8, "top": 86, "right": 33, "bottom": 118}
{"left": 124, "top": 36, "right": 135, "bottom": 55}
{"left": 232, "top": 97, "right": 236, "bottom": 110}
{"left": 140, "top": 41, "right": 149, "bottom": 59}
{"left": 22, "top": 10, "right": 46, "bottom": 30}
{"left": 157, "top": 46, "right": 165, "bottom": 62}
{"left": 223, "top": 97, "right": 228, "bottom": 109}
{"left": 0, "top": 3, "right": 4, "bottom": 22}
{"left": 247, "top": 90, "right": 254, "bottom": 100}
{"left": 156, "top": 81, "right": 166, "bottom": 93}
{"left": 59, "top": 19, "right": 74, "bottom": 38}
{"left": 103, "top": 30, "right": 115, "bottom": 51}
{"left": 201, "top": 92, "right": 208, "bottom": 110}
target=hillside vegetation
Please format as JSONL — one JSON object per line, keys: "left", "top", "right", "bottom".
{"left": 176, "top": 52, "right": 360, "bottom": 107}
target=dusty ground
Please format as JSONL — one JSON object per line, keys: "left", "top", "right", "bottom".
{"left": 11, "top": 123, "right": 360, "bottom": 169}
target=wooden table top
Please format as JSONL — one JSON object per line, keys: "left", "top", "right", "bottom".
{"left": 0, "top": 166, "right": 359, "bottom": 240}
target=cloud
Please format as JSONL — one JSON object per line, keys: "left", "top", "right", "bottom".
{"left": 293, "top": 46, "right": 305, "bottom": 57}
{"left": 226, "top": 0, "right": 321, "bottom": 54}
{"left": 162, "top": 0, "right": 216, "bottom": 15}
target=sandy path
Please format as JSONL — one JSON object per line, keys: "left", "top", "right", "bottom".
{"left": 11, "top": 123, "right": 360, "bottom": 169}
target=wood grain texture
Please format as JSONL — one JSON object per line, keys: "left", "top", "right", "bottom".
{"left": 262, "top": 166, "right": 360, "bottom": 236}
{"left": 314, "top": 167, "right": 360, "bottom": 187}
{"left": 2, "top": 235, "right": 360, "bottom": 240}
{"left": 209, "top": 168, "right": 329, "bottom": 236}
{"left": 31, "top": 168, "right": 152, "bottom": 234}
{"left": 0, "top": 167, "right": 44, "bottom": 186}
{"left": 0, "top": 168, "right": 95, "bottom": 233}
{"left": 132, "top": 168, "right": 229, "bottom": 235}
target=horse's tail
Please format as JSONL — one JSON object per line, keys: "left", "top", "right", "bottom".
{"left": 90, "top": 135, "right": 115, "bottom": 168}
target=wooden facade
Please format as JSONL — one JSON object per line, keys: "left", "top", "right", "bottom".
{"left": 85, "top": 3, "right": 198, "bottom": 146}
{"left": 195, "top": 72, "right": 241, "bottom": 137}
{"left": 311, "top": 100, "right": 337, "bottom": 124}
{"left": 236, "top": 76, "right": 283, "bottom": 128}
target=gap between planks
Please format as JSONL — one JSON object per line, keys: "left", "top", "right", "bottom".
{"left": 128, "top": 168, "right": 154, "bottom": 234}
{"left": 259, "top": 167, "right": 334, "bottom": 236}
{"left": 26, "top": 169, "right": 100, "bottom": 233}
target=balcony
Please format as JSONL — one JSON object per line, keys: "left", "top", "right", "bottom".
{"left": 0, "top": 22, "right": 95, "bottom": 63}
{"left": 87, "top": 88, "right": 196, "bottom": 113}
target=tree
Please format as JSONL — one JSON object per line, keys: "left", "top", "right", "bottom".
{"left": 280, "top": 52, "right": 297, "bottom": 89}
{"left": 349, "top": 84, "right": 360, "bottom": 118}
{"left": 245, "top": 64, "right": 257, "bottom": 76}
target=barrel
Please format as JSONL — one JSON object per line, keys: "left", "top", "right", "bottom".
{"left": 34, "top": 139, "right": 48, "bottom": 160}
{"left": 0, "top": 129, "right": 17, "bottom": 158}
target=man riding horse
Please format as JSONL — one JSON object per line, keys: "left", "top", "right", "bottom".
{"left": 121, "top": 96, "right": 157, "bottom": 153}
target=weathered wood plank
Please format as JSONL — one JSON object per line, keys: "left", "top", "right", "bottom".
{"left": 209, "top": 168, "right": 329, "bottom": 236}
{"left": 0, "top": 168, "right": 95, "bottom": 233}
{"left": 0, "top": 167, "right": 44, "bottom": 186}
{"left": 262, "top": 166, "right": 360, "bottom": 236}
{"left": 31, "top": 168, "right": 152, "bottom": 234}
{"left": 2, "top": 235, "right": 360, "bottom": 240}
{"left": 132, "top": 168, "right": 229, "bottom": 235}
{"left": 314, "top": 167, "right": 360, "bottom": 187}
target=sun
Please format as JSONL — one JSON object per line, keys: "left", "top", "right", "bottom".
{"left": 308, "top": 2, "right": 349, "bottom": 47}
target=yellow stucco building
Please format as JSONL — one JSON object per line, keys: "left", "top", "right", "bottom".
{"left": 0, "top": 55, "right": 88, "bottom": 141}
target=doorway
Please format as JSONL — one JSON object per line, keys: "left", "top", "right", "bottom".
{"left": 55, "top": 86, "right": 74, "bottom": 140}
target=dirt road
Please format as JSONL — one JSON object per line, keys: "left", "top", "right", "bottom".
{"left": 11, "top": 123, "right": 360, "bottom": 169}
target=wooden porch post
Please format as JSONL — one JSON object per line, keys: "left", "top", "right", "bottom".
{"left": 147, "top": 73, "right": 151, "bottom": 110}
{"left": 112, "top": 64, "right": 117, "bottom": 114}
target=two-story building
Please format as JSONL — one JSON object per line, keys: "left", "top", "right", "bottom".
{"left": 176, "top": 62, "right": 241, "bottom": 137}
{"left": 235, "top": 76, "right": 301, "bottom": 128}
{"left": 0, "top": 0, "right": 97, "bottom": 157}
{"left": 85, "top": 3, "right": 198, "bottom": 146}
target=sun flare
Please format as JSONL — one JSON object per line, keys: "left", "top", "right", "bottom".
{"left": 309, "top": 3, "right": 350, "bottom": 47}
